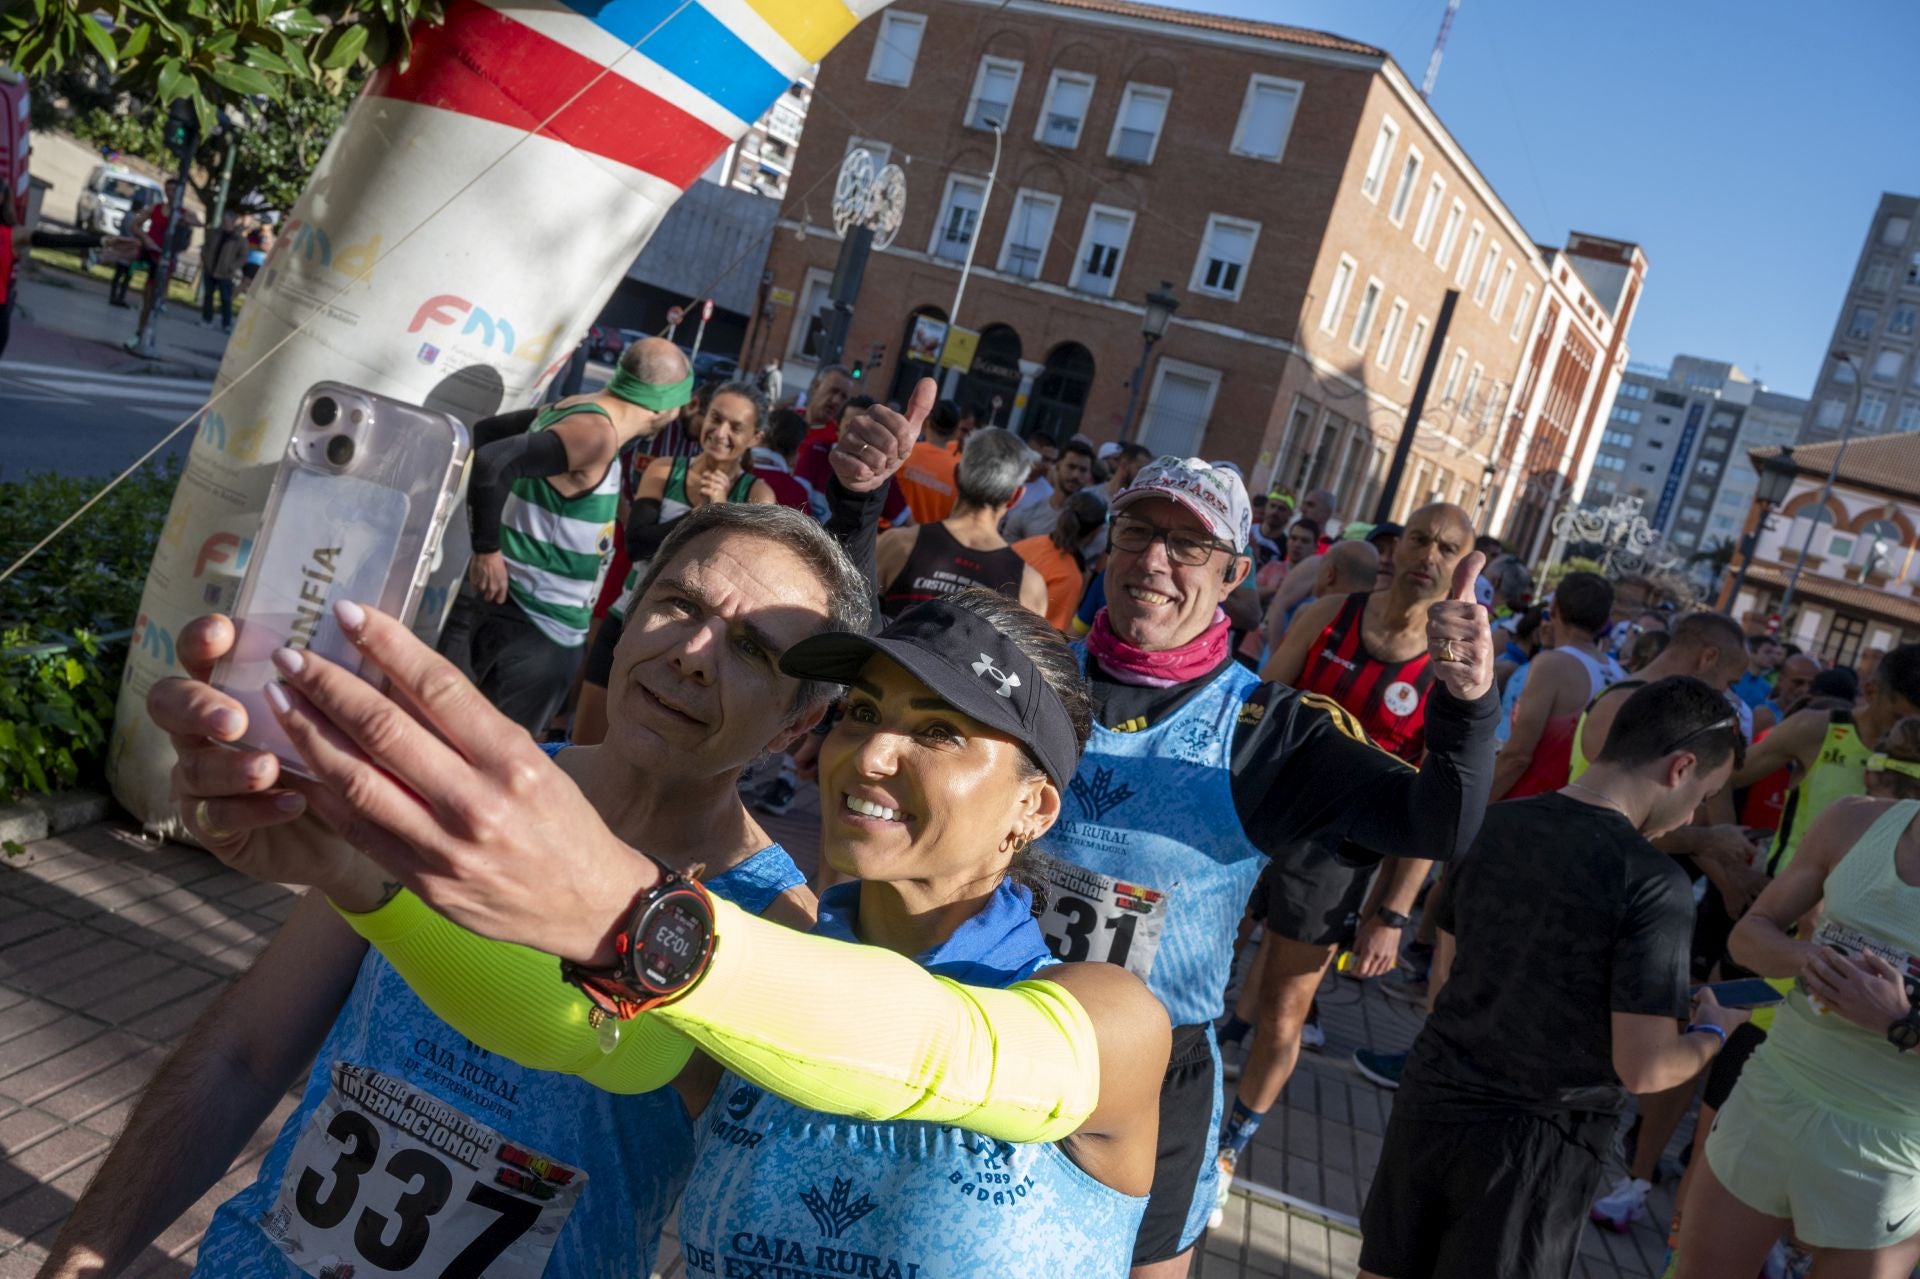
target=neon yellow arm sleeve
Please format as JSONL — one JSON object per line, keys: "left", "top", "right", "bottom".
{"left": 339, "top": 890, "right": 695, "bottom": 1094}
{"left": 339, "top": 893, "right": 1101, "bottom": 1143}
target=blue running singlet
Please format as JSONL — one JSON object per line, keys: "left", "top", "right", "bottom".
{"left": 195, "top": 825, "right": 803, "bottom": 1279}
{"left": 676, "top": 880, "right": 1146, "bottom": 1279}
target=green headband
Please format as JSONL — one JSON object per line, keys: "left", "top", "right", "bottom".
{"left": 1867, "top": 752, "right": 1920, "bottom": 780}
{"left": 607, "top": 366, "right": 694, "bottom": 411}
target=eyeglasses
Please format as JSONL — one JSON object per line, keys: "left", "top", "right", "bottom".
{"left": 1108, "top": 515, "right": 1237, "bottom": 567}
{"left": 1657, "top": 716, "right": 1742, "bottom": 766}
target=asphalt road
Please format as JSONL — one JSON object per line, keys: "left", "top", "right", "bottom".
{"left": 0, "top": 358, "right": 206, "bottom": 479}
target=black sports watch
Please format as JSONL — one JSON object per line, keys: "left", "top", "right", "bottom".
{"left": 1888, "top": 1011, "right": 1920, "bottom": 1054}
{"left": 561, "top": 855, "right": 716, "bottom": 1025}
{"left": 1375, "top": 907, "right": 1413, "bottom": 929}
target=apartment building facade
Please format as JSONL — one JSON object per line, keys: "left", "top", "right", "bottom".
{"left": 1799, "top": 192, "right": 1920, "bottom": 444}
{"left": 1723, "top": 432, "right": 1920, "bottom": 664}
{"left": 751, "top": 0, "right": 1640, "bottom": 549}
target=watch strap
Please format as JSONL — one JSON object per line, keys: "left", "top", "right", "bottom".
{"left": 1888, "top": 1011, "right": 1920, "bottom": 1053}
{"left": 560, "top": 856, "right": 714, "bottom": 1021}
{"left": 1375, "top": 907, "right": 1412, "bottom": 928}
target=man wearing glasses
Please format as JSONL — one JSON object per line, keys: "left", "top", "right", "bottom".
{"left": 1026, "top": 457, "right": 1501, "bottom": 1276}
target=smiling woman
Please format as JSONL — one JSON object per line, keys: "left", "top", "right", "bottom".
{"left": 169, "top": 580, "right": 1174, "bottom": 1276}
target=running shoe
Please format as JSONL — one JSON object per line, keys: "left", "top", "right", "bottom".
{"left": 1207, "top": 1148, "right": 1237, "bottom": 1232}
{"left": 755, "top": 778, "right": 798, "bottom": 816}
{"left": 1300, "top": 1013, "right": 1326, "bottom": 1052}
{"left": 1351, "top": 1048, "right": 1404, "bottom": 1089}
{"left": 1588, "top": 1175, "right": 1651, "bottom": 1232}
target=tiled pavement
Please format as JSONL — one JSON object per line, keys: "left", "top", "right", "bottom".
{"left": 0, "top": 793, "right": 1679, "bottom": 1279}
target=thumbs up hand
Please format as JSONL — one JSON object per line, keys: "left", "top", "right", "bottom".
{"left": 1426, "top": 550, "right": 1493, "bottom": 702}
{"left": 831, "top": 377, "right": 936, "bottom": 494}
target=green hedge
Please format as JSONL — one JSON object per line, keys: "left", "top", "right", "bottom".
{"left": 0, "top": 460, "right": 181, "bottom": 801}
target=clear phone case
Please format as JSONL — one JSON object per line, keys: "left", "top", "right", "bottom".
{"left": 211, "top": 382, "right": 471, "bottom": 774}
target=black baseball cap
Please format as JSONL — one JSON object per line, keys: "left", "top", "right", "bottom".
{"left": 779, "top": 599, "right": 1082, "bottom": 788}
{"left": 1366, "top": 521, "right": 1404, "bottom": 544}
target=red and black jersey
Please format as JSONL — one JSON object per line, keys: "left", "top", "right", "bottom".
{"left": 1295, "top": 592, "right": 1435, "bottom": 762}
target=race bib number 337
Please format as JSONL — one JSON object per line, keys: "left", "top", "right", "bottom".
{"left": 262, "top": 1063, "right": 584, "bottom": 1278}
{"left": 1037, "top": 863, "right": 1169, "bottom": 978}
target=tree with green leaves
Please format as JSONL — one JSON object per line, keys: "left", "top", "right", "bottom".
{"left": 2, "top": 1, "right": 442, "bottom": 138}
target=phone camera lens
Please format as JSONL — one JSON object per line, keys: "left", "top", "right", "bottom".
{"left": 325, "top": 434, "right": 355, "bottom": 466}
{"left": 310, "top": 397, "right": 339, "bottom": 427}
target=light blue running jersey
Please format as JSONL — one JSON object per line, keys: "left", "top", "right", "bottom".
{"left": 676, "top": 881, "right": 1146, "bottom": 1279}
{"left": 1036, "top": 657, "right": 1267, "bottom": 1028}
{"left": 195, "top": 843, "right": 804, "bottom": 1279}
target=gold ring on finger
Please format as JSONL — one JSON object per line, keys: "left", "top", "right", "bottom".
{"left": 192, "top": 797, "right": 236, "bottom": 843}
{"left": 1440, "top": 639, "right": 1458, "bottom": 663}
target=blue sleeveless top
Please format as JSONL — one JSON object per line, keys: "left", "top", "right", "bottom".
{"left": 195, "top": 753, "right": 804, "bottom": 1279}
{"left": 1037, "top": 656, "right": 1266, "bottom": 1028}
{"left": 675, "top": 880, "right": 1146, "bottom": 1279}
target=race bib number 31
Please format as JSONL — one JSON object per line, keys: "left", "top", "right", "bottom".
{"left": 262, "top": 1063, "right": 585, "bottom": 1278}
{"left": 1037, "top": 863, "right": 1170, "bottom": 978}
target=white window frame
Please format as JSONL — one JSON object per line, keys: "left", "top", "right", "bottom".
{"left": 1349, "top": 276, "right": 1383, "bottom": 352}
{"left": 1490, "top": 260, "right": 1517, "bottom": 321}
{"left": 1139, "top": 358, "right": 1223, "bottom": 456}
{"left": 1400, "top": 316, "right": 1428, "bottom": 381}
{"left": 928, "top": 173, "right": 989, "bottom": 262}
{"left": 1320, "top": 254, "right": 1357, "bottom": 334}
{"left": 866, "top": 12, "right": 926, "bottom": 87}
{"left": 1359, "top": 117, "right": 1399, "bottom": 201}
{"left": 1107, "top": 83, "right": 1172, "bottom": 165}
{"left": 996, "top": 188, "right": 1061, "bottom": 281}
{"left": 1229, "top": 73, "right": 1303, "bottom": 163}
{"left": 1455, "top": 221, "right": 1485, "bottom": 287}
{"left": 1463, "top": 362, "right": 1483, "bottom": 413}
{"left": 1435, "top": 199, "right": 1465, "bottom": 270}
{"left": 1413, "top": 175, "right": 1445, "bottom": 249}
{"left": 1870, "top": 348, "right": 1903, "bottom": 383}
{"left": 965, "top": 55, "right": 1023, "bottom": 131}
{"left": 1189, "top": 213, "right": 1262, "bottom": 301}
{"left": 1377, "top": 297, "right": 1407, "bottom": 369}
{"left": 1510, "top": 283, "right": 1536, "bottom": 340}
{"left": 1073, "top": 202, "right": 1136, "bottom": 298}
{"left": 1035, "top": 69, "right": 1095, "bottom": 149}
{"left": 1441, "top": 348, "right": 1467, "bottom": 404}
{"left": 1473, "top": 243, "right": 1500, "bottom": 305}
{"left": 1387, "top": 146, "right": 1423, "bottom": 226}
{"left": 786, "top": 266, "right": 837, "bottom": 362}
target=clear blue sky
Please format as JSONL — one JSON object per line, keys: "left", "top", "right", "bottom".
{"left": 1165, "top": 0, "right": 1920, "bottom": 399}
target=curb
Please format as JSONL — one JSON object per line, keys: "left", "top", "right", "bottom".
{"left": 0, "top": 789, "right": 114, "bottom": 852}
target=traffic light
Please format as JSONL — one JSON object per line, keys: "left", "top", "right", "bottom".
{"left": 162, "top": 98, "right": 199, "bottom": 161}
{"left": 850, "top": 360, "right": 864, "bottom": 380}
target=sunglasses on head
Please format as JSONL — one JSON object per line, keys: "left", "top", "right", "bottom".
{"left": 1658, "top": 716, "right": 1743, "bottom": 768}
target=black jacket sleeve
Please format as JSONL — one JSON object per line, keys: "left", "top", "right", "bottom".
{"left": 465, "top": 409, "right": 554, "bottom": 554}
{"left": 1230, "top": 683, "right": 1500, "bottom": 865}
{"left": 825, "top": 476, "right": 889, "bottom": 633}
{"left": 624, "top": 498, "right": 670, "bottom": 561}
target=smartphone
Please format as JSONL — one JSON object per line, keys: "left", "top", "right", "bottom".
{"left": 1690, "top": 978, "right": 1786, "bottom": 1009}
{"left": 211, "top": 382, "right": 471, "bottom": 774}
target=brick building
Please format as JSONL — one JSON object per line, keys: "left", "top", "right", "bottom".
{"left": 749, "top": 0, "right": 1641, "bottom": 551}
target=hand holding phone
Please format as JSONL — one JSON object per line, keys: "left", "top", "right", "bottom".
{"left": 210, "top": 383, "right": 469, "bottom": 775}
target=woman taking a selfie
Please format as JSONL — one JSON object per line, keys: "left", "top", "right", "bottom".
{"left": 171, "top": 586, "right": 1172, "bottom": 1276}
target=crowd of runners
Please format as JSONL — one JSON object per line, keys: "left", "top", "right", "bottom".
{"left": 33, "top": 354, "right": 1920, "bottom": 1279}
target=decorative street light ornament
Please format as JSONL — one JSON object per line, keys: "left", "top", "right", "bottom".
{"left": 1550, "top": 495, "right": 1687, "bottom": 584}
{"left": 833, "top": 146, "right": 907, "bottom": 250}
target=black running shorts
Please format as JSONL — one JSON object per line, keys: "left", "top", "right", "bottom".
{"left": 1256, "top": 840, "right": 1377, "bottom": 948}
{"left": 1358, "top": 1105, "right": 1614, "bottom": 1279}
{"left": 1133, "top": 1023, "right": 1217, "bottom": 1266}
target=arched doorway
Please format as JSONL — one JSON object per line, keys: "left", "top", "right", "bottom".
{"left": 889, "top": 304, "right": 947, "bottom": 406}
{"left": 1024, "top": 342, "right": 1095, "bottom": 444}
{"left": 956, "top": 323, "right": 1023, "bottom": 426}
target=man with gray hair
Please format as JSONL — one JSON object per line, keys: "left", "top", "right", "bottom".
{"left": 54, "top": 501, "right": 876, "bottom": 1279}
{"left": 444, "top": 335, "right": 693, "bottom": 734}
{"left": 875, "top": 427, "right": 1048, "bottom": 620}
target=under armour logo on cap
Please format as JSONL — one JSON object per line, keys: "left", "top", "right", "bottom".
{"left": 972, "top": 654, "right": 1022, "bottom": 698}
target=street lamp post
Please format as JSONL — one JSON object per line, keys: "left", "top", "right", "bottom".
{"left": 1724, "top": 446, "right": 1798, "bottom": 618}
{"left": 1779, "top": 352, "right": 1862, "bottom": 627}
{"left": 1120, "top": 281, "right": 1180, "bottom": 445}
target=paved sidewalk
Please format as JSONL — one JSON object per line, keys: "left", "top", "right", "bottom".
{"left": 8, "top": 256, "right": 231, "bottom": 381}
{"left": 0, "top": 800, "right": 1677, "bottom": 1278}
